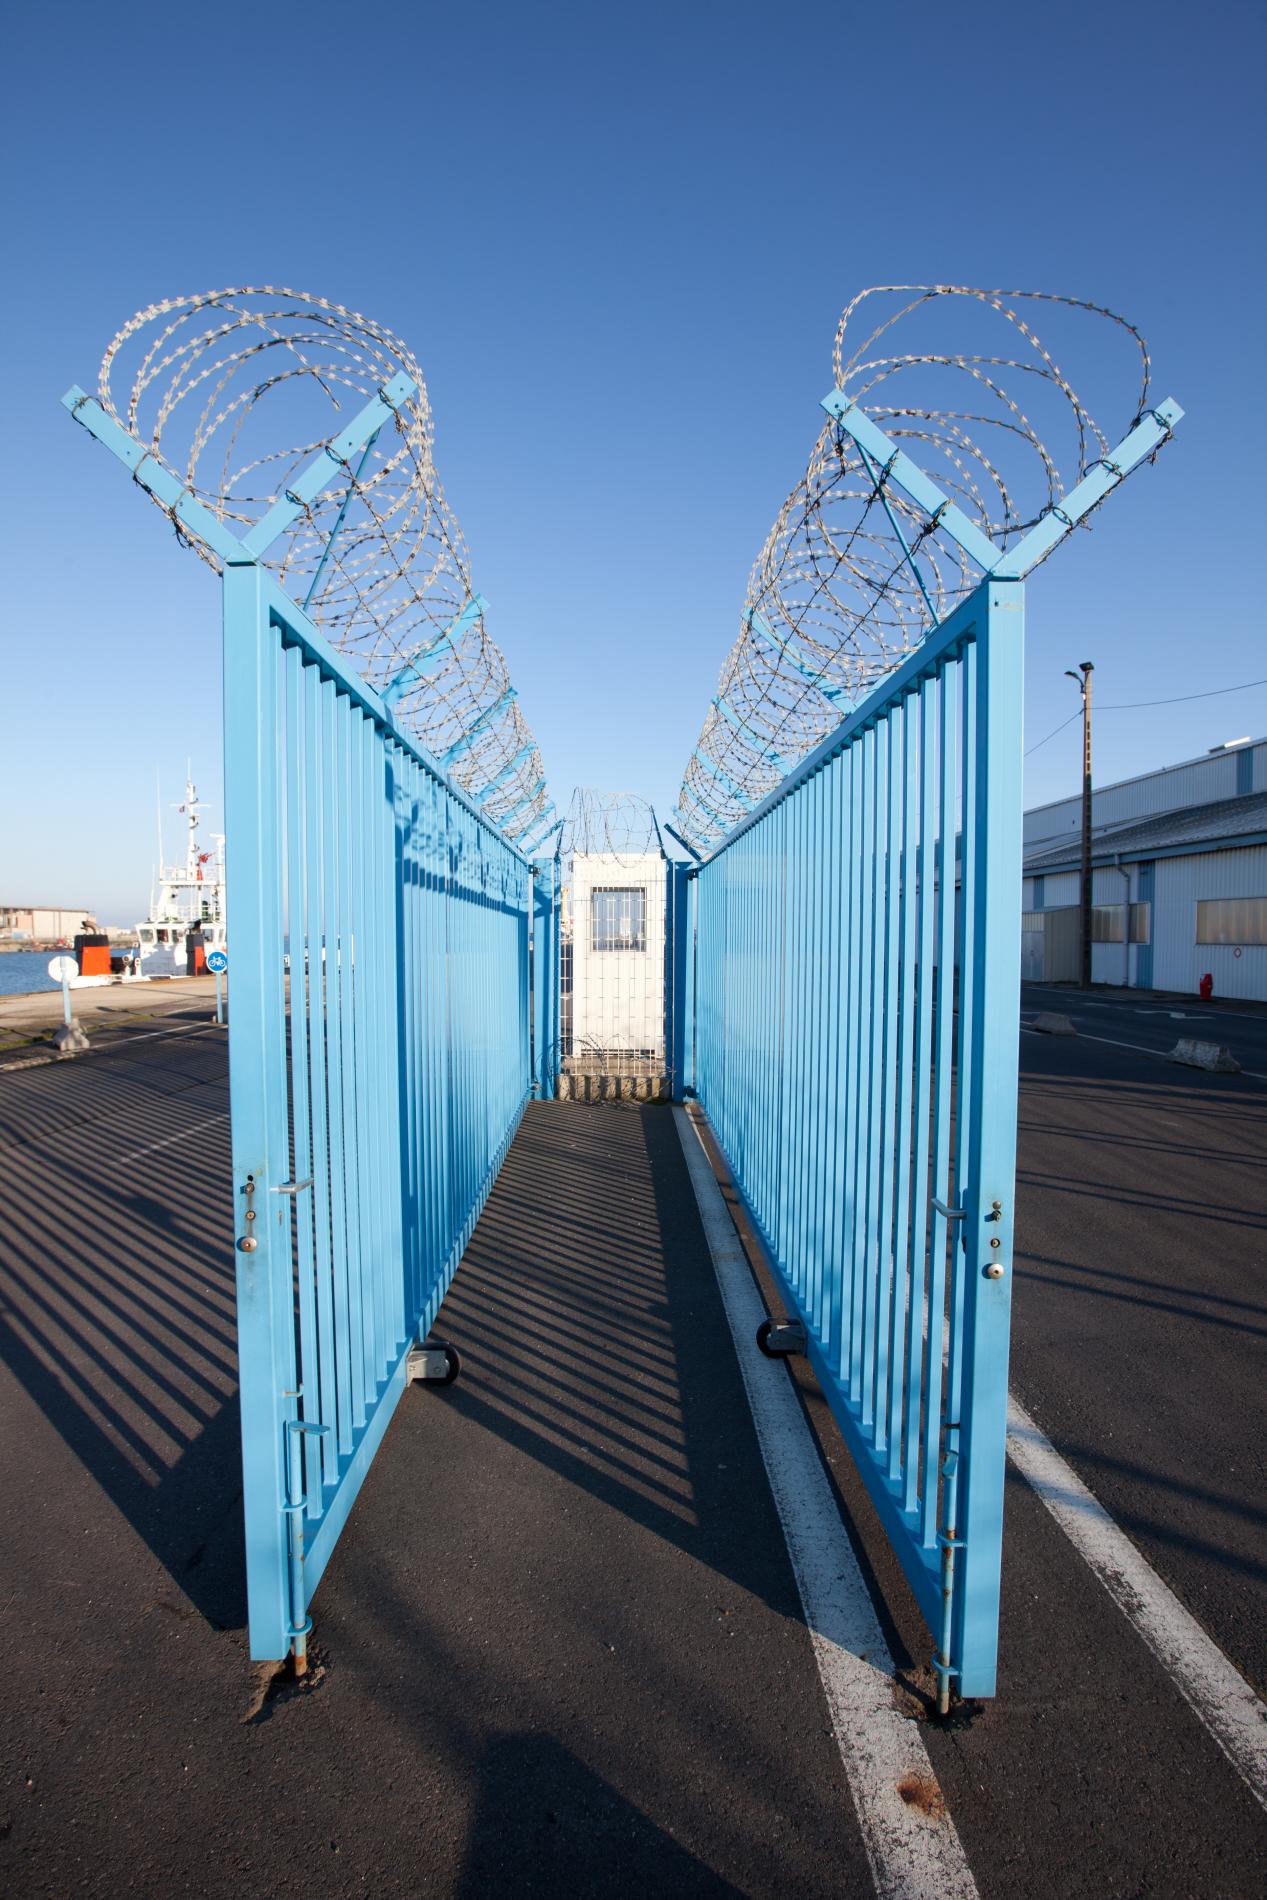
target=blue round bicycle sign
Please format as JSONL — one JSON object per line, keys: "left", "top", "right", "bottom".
{"left": 206, "top": 950, "right": 228, "bottom": 974}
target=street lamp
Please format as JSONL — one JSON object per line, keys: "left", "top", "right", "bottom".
{"left": 1065, "top": 663, "right": 1094, "bottom": 987}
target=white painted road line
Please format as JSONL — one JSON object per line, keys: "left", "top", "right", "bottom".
{"left": 111, "top": 1021, "right": 224, "bottom": 1047}
{"left": 1006, "top": 1394, "right": 1267, "bottom": 1816}
{"left": 674, "top": 1107, "right": 978, "bottom": 1900}
{"left": 118, "top": 1110, "right": 230, "bottom": 1164}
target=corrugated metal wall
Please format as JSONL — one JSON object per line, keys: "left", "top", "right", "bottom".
{"left": 1152, "top": 844, "right": 1267, "bottom": 1000}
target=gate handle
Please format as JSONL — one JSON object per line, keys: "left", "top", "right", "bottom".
{"left": 932, "top": 1197, "right": 965, "bottom": 1222}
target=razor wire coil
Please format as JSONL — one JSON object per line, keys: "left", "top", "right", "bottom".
{"left": 97, "top": 286, "right": 549, "bottom": 837}
{"left": 676, "top": 284, "right": 1155, "bottom": 849}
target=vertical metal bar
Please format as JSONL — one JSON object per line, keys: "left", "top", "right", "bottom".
{"left": 320, "top": 681, "right": 354, "bottom": 1458}
{"left": 949, "top": 641, "right": 979, "bottom": 1439}
{"left": 826, "top": 743, "right": 852, "bottom": 1380}
{"left": 351, "top": 713, "right": 377, "bottom": 1399}
{"left": 953, "top": 584, "right": 1023, "bottom": 1698}
{"left": 808, "top": 768, "right": 828, "bottom": 1339}
{"left": 284, "top": 649, "right": 321, "bottom": 1511}
{"left": 223, "top": 562, "right": 293, "bottom": 1661}
{"left": 922, "top": 661, "right": 959, "bottom": 1546}
{"left": 396, "top": 745, "right": 418, "bottom": 1330}
{"left": 903, "top": 675, "right": 937, "bottom": 1513}
{"left": 303, "top": 665, "right": 336, "bottom": 1491}
{"left": 847, "top": 728, "right": 873, "bottom": 1401}
{"left": 336, "top": 702, "right": 367, "bottom": 1428}
{"left": 889, "top": 689, "right": 919, "bottom": 1481}
{"left": 874, "top": 709, "right": 903, "bottom": 1450}
{"left": 862, "top": 723, "right": 887, "bottom": 1431}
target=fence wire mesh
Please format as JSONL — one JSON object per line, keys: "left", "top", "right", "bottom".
{"left": 557, "top": 790, "right": 674, "bottom": 1090}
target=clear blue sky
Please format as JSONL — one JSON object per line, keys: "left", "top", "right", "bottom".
{"left": 2, "top": 0, "right": 1263, "bottom": 922}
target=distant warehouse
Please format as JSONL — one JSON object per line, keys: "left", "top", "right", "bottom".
{"left": 0, "top": 904, "right": 97, "bottom": 944}
{"left": 1022, "top": 736, "right": 1267, "bottom": 1001}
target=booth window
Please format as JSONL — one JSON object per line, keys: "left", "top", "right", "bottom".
{"left": 592, "top": 887, "right": 646, "bottom": 952}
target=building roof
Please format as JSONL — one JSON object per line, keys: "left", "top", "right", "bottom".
{"left": 1023, "top": 735, "right": 1264, "bottom": 819}
{"left": 1023, "top": 789, "right": 1267, "bottom": 875}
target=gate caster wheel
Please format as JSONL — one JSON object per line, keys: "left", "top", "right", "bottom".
{"left": 406, "top": 1338, "right": 462, "bottom": 1386}
{"left": 755, "top": 1317, "right": 808, "bottom": 1359}
{"left": 432, "top": 1339, "right": 462, "bottom": 1386}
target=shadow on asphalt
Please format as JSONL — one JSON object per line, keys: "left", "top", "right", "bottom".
{"left": 452, "top": 1732, "right": 747, "bottom": 1897}
{"left": 437, "top": 1102, "right": 812, "bottom": 1626}
{"left": 0, "top": 1037, "right": 246, "bottom": 1632}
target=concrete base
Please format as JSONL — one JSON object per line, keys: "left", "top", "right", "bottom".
{"left": 50, "top": 1023, "right": 90, "bottom": 1057}
{"left": 1167, "top": 1038, "right": 1240, "bottom": 1074}
{"left": 1032, "top": 1012, "right": 1077, "bottom": 1036}
{"left": 557, "top": 1072, "right": 671, "bottom": 1103}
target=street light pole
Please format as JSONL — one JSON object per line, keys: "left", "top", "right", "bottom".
{"left": 1065, "top": 663, "right": 1094, "bottom": 987}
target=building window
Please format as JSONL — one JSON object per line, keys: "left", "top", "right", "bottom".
{"left": 1196, "top": 896, "right": 1267, "bottom": 947}
{"left": 591, "top": 887, "right": 646, "bottom": 952}
{"left": 1090, "top": 903, "right": 1151, "bottom": 945}
{"left": 1091, "top": 905, "right": 1125, "bottom": 944}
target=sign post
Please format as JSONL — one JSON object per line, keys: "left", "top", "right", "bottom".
{"left": 46, "top": 954, "right": 88, "bottom": 1055}
{"left": 47, "top": 954, "right": 77, "bottom": 1029}
{"left": 206, "top": 948, "right": 228, "bottom": 1024}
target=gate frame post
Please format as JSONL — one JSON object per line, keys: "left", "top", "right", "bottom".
{"left": 950, "top": 579, "right": 1024, "bottom": 1698}
{"left": 223, "top": 557, "right": 297, "bottom": 1661}
{"left": 669, "top": 859, "right": 696, "bottom": 1101}
{"left": 532, "top": 855, "right": 559, "bottom": 1099}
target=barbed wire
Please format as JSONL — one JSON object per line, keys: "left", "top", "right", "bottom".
{"left": 676, "top": 284, "right": 1155, "bottom": 849}
{"left": 561, "top": 788, "right": 663, "bottom": 863}
{"left": 97, "top": 286, "right": 549, "bottom": 839}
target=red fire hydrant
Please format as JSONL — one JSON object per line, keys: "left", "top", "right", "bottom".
{"left": 1199, "top": 972, "right": 1214, "bottom": 1001}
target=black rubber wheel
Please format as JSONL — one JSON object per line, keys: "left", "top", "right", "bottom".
{"left": 755, "top": 1318, "right": 778, "bottom": 1358}
{"left": 435, "top": 1340, "right": 462, "bottom": 1386}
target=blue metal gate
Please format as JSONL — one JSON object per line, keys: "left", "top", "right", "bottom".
{"left": 686, "top": 374, "right": 1181, "bottom": 1698}
{"left": 690, "top": 580, "right": 1021, "bottom": 1699}
{"left": 65, "top": 375, "right": 535, "bottom": 1663}
{"left": 224, "top": 562, "right": 531, "bottom": 1661}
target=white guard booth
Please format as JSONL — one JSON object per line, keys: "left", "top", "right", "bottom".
{"left": 566, "top": 852, "right": 666, "bottom": 1068}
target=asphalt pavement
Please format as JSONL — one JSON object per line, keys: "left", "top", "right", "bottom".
{"left": 1022, "top": 980, "right": 1267, "bottom": 1075}
{"left": 0, "top": 1011, "right": 1264, "bottom": 1897}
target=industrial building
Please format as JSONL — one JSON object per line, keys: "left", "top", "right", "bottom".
{"left": 0, "top": 903, "right": 98, "bottom": 944}
{"left": 1022, "top": 736, "right": 1267, "bottom": 1001}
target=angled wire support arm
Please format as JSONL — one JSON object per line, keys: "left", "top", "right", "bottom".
{"left": 820, "top": 388, "right": 1185, "bottom": 589}
{"left": 61, "top": 386, "right": 250, "bottom": 567}
{"left": 990, "top": 399, "right": 1184, "bottom": 578}
{"left": 240, "top": 371, "right": 417, "bottom": 559}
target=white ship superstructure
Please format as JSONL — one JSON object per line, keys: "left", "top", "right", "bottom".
{"left": 135, "top": 779, "right": 226, "bottom": 978}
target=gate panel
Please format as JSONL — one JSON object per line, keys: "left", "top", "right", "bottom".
{"left": 226, "top": 569, "right": 531, "bottom": 1660}
{"left": 691, "top": 580, "right": 1022, "bottom": 1698}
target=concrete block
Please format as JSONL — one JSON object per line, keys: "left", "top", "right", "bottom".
{"left": 1032, "top": 1012, "right": 1076, "bottom": 1036}
{"left": 50, "top": 1023, "right": 90, "bottom": 1057}
{"left": 1168, "top": 1038, "right": 1240, "bottom": 1074}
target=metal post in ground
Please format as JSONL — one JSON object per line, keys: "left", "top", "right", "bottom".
{"left": 1065, "top": 662, "right": 1094, "bottom": 987}
{"left": 207, "top": 948, "right": 228, "bottom": 1025}
{"left": 47, "top": 953, "right": 88, "bottom": 1055}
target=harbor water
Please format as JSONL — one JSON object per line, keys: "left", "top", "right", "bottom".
{"left": 0, "top": 952, "right": 64, "bottom": 996}
{"left": 0, "top": 950, "right": 135, "bottom": 996}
